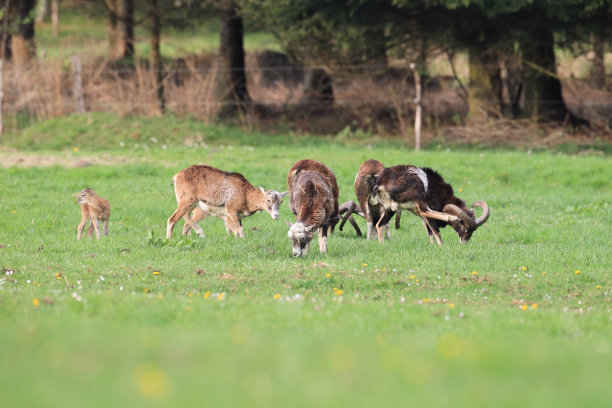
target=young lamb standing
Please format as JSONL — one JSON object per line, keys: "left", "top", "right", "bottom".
{"left": 286, "top": 168, "right": 335, "bottom": 257}
{"left": 76, "top": 188, "right": 110, "bottom": 240}
{"left": 166, "top": 164, "right": 287, "bottom": 239}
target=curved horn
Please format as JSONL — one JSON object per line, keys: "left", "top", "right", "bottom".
{"left": 443, "top": 204, "right": 476, "bottom": 228}
{"left": 338, "top": 201, "right": 356, "bottom": 232}
{"left": 471, "top": 201, "right": 490, "bottom": 227}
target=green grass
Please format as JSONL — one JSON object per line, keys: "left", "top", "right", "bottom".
{"left": 0, "top": 117, "right": 611, "bottom": 407}
{"left": 36, "top": 7, "right": 279, "bottom": 62}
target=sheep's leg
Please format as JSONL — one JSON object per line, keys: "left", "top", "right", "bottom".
{"left": 223, "top": 218, "right": 233, "bottom": 236}
{"left": 422, "top": 217, "right": 442, "bottom": 246}
{"left": 87, "top": 222, "right": 94, "bottom": 239}
{"left": 318, "top": 226, "right": 328, "bottom": 254}
{"left": 168, "top": 201, "right": 202, "bottom": 239}
{"left": 375, "top": 210, "right": 395, "bottom": 243}
{"left": 419, "top": 208, "right": 460, "bottom": 223}
{"left": 91, "top": 217, "right": 102, "bottom": 239}
{"left": 103, "top": 219, "right": 109, "bottom": 236}
{"left": 183, "top": 206, "right": 208, "bottom": 236}
{"left": 77, "top": 217, "right": 89, "bottom": 240}
{"left": 226, "top": 212, "right": 243, "bottom": 238}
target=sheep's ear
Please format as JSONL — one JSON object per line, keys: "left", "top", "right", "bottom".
{"left": 281, "top": 191, "right": 289, "bottom": 197}
{"left": 259, "top": 186, "right": 266, "bottom": 194}
{"left": 304, "top": 225, "right": 314, "bottom": 233}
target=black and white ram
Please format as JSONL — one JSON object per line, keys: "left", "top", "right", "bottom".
{"left": 370, "top": 165, "right": 490, "bottom": 244}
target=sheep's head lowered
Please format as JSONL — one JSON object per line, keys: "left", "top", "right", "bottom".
{"left": 286, "top": 221, "right": 316, "bottom": 257}
{"left": 443, "top": 200, "right": 490, "bottom": 243}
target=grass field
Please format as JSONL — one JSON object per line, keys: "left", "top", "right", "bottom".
{"left": 0, "top": 115, "right": 611, "bottom": 407}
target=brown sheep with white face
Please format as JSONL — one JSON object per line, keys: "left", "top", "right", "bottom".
{"left": 167, "top": 165, "right": 287, "bottom": 239}
{"left": 287, "top": 159, "right": 340, "bottom": 233}
{"left": 286, "top": 168, "right": 335, "bottom": 257}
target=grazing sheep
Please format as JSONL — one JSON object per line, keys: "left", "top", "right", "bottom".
{"left": 167, "top": 164, "right": 286, "bottom": 239}
{"left": 371, "top": 165, "right": 490, "bottom": 244}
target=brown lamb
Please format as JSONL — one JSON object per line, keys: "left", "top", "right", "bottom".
{"left": 76, "top": 188, "right": 110, "bottom": 240}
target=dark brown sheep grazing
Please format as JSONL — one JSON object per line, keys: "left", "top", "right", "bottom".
{"left": 286, "top": 164, "right": 335, "bottom": 257}
{"left": 371, "top": 165, "right": 490, "bottom": 244}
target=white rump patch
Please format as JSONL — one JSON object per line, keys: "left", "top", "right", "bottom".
{"left": 408, "top": 167, "right": 428, "bottom": 192}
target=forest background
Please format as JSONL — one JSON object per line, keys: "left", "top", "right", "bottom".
{"left": 1, "top": 0, "right": 611, "bottom": 149}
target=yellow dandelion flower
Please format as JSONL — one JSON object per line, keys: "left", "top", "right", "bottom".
{"left": 422, "top": 298, "right": 431, "bottom": 303}
{"left": 144, "top": 288, "right": 150, "bottom": 293}
{"left": 362, "top": 263, "right": 367, "bottom": 267}
{"left": 188, "top": 293, "right": 193, "bottom": 298}
{"left": 335, "top": 289, "right": 343, "bottom": 296}
{"left": 471, "top": 271, "right": 478, "bottom": 275}
{"left": 326, "top": 273, "right": 331, "bottom": 278}
{"left": 217, "top": 293, "right": 225, "bottom": 300}
{"left": 448, "top": 303, "right": 455, "bottom": 309}
{"left": 184, "top": 306, "right": 191, "bottom": 311}
{"left": 32, "top": 298, "right": 40, "bottom": 307}
{"left": 11, "top": 210, "right": 16, "bottom": 214}
{"left": 521, "top": 267, "right": 527, "bottom": 271}
{"left": 458, "top": 188, "right": 463, "bottom": 192}
{"left": 542, "top": 271, "right": 547, "bottom": 275}
{"left": 521, "top": 304, "right": 528, "bottom": 310}
{"left": 157, "top": 294, "right": 163, "bottom": 299}
{"left": 73, "top": 147, "right": 79, "bottom": 152}
{"left": 596, "top": 285, "right": 601, "bottom": 289}
{"left": 574, "top": 270, "right": 581, "bottom": 275}
{"left": 531, "top": 303, "right": 538, "bottom": 309}
{"left": 274, "top": 293, "right": 281, "bottom": 299}
{"left": 410, "top": 275, "right": 415, "bottom": 279}
{"left": 204, "top": 291, "right": 211, "bottom": 299}
{"left": 152, "top": 271, "right": 160, "bottom": 275}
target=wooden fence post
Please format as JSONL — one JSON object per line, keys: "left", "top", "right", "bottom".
{"left": 72, "top": 55, "right": 85, "bottom": 113}
{"left": 410, "top": 62, "right": 422, "bottom": 151}
{"left": 0, "top": 59, "right": 3, "bottom": 135}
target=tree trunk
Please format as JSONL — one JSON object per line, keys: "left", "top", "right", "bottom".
{"left": 150, "top": 0, "right": 164, "bottom": 113}
{"left": 51, "top": 0, "right": 59, "bottom": 37}
{"left": 108, "top": 0, "right": 120, "bottom": 58}
{"left": 108, "top": 0, "right": 134, "bottom": 59}
{"left": 12, "top": 0, "right": 36, "bottom": 66}
{"left": 591, "top": 30, "right": 606, "bottom": 89}
{"left": 520, "top": 24, "right": 571, "bottom": 122}
{"left": 217, "top": 4, "right": 250, "bottom": 118}
{"left": 467, "top": 47, "right": 502, "bottom": 120}
{"left": 1, "top": 0, "right": 12, "bottom": 61}
{"left": 121, "top": 0, "right": 134, "bottom": 59}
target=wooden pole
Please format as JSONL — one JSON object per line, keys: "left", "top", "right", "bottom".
{"left": 72, "top": 55, "right": 85, "bottom": 113}
{"left": 51, "top": 0, "right": 59, "bottom": 37}
{"left": 411, "top": 63, "right": 422, "bottom": 151}
{"left": 0, "top": 59, "right": 4, "bottom": 135}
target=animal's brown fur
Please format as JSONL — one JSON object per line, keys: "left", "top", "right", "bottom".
{"left": 354, "top": 159, "right": 387, "bottom": 239}
{"left": 167, "top": 164, "right": 286, "bottom": 239}
{"left": 287, "top": 159, "right": 339, "bottom": 232}
{"left": 287, "top": 167, "right": 335, "bottom": 256}
{"left": 76, "top": 188, "right": 110, "bottom": 240}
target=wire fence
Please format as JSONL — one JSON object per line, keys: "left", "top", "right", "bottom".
{"left": 1, "top": 56, "right": 610, "bottom": 133}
